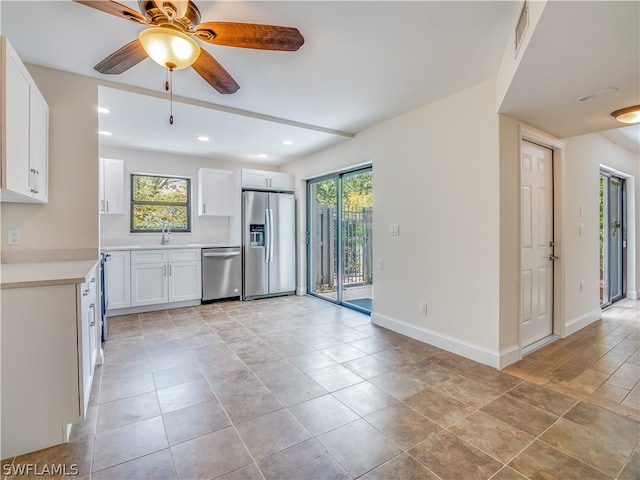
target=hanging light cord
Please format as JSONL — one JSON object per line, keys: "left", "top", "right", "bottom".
{"left": 165, "top": 66, "right": 175, "bottom": 125}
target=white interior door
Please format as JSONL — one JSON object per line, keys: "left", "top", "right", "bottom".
{"left": 521, "top": 140, "right": 554, "bottom": 347}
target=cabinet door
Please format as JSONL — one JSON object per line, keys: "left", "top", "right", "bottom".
{"left": 241, "top": 169, "right": 268, "bottom": 190}
{"left": 199, "top": 168, "right": 235, "bottom": 216}
{"left": 4, "top": 49, "right": 32, "bottom": 197}
{"left": 101, "top": 158, "right": 124, "bottom": 214}
{"left": 29, "top": 88, "right": 48, "bottom": 202}
{"left": 78, "top": 275, "right": 96, "bottom": 418}
{"left": 131, "top": 263, "right": 168, "bottom": 306}
{"left": 105, "top": 251, "right": 131, "bottom": 309}
{"left": 269, "top": 172, "right": 295, "bottom": 192}
{"left": 168, "top": 261, "right": 202, "bottom": 302}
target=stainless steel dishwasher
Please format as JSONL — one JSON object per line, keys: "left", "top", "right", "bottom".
{"left": 202, "top": 247, "right": 242, "bottom": 301}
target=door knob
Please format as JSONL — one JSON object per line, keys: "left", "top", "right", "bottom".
{"left": 549, "top": 254, "right": 559, "bottom": 261}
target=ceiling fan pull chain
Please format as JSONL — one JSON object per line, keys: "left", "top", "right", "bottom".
{"left": 169, "top": 67, "right": 174, "bottom": 125}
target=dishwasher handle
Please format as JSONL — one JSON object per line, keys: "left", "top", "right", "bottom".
{"left": 203, "top": 251, "right": 240, "bottom": 257}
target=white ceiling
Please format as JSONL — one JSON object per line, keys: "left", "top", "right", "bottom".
{"left": 1, "top": 1, "right": 638, "bottom": 164}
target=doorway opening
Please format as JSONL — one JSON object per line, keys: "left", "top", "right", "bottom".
{"left": 600, "top": 170, "right": 626, "bottom": 308}
{"left": 307, "top": 166, "right": 373, "bottom": 313}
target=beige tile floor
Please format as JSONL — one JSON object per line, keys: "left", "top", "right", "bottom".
{"left": 505, "top": 298, "right": 640, "bottom": 419}
{"left": 3, "top": 295, "right": 639, "bottom": 479}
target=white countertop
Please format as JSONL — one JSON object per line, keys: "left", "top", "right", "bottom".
{"left": 1, "top": 259, "right": 99, "bottom": 289}
{"left": 102, "top": 243, "right": 240, "bottom": 251}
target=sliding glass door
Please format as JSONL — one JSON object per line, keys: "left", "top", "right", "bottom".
{"left": 600, "top": 171, "right": 626, "bottom": 307}
{"left": 307, "top": 167, "right": 373, "bottom": 313}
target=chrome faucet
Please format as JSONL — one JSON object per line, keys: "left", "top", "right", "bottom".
{"left": 161, "top": 224, "right": 171, "bottom": 244}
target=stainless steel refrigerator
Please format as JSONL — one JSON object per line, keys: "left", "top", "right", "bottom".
{"left": 242, "top": 190, "right": 296, "bottom": 300}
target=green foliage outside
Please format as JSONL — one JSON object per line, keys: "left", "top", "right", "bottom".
{"left": 314, "top": 171, "right": 373, "bottom": 211}
{"left": 131, "top": 174, "right": 190, "bottom": 232}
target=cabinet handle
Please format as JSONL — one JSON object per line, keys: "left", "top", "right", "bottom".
{"left": 100, "top": 200, "right": 105, "bottom": 212}
{"left": 203, "top": 203, "right": 206, "bottom": 214}
{"left": 89, "top": 304, "right": 96, "bottom": 326}
{"left": 30, "top": 169, "right": 36, "bottom": 193}
{"left": 168, "top": 265, "right": 172, "bottom": 276}
{"left": 163, "top": 265, "right": 167, "bottom": 276}
{"left": 106, "top": 200, "right": 109, "bottom": 212}
{"left": 35, "top": 170, "right": 39, "bottom": 194}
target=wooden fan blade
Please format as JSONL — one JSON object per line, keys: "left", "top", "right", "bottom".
{"left": 191, "top": 49, "right": 239, "bottom": 94}
{"left": 72, "top": 0, "right": 148, "bottom": 24}
{"left": 95, "top": 40, "right": 148, "bottom": 74}
{"left": 195, "top": 22, "right": 304, "bottom": 51}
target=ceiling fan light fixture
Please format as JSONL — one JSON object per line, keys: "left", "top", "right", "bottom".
{"left": 153, "top": 0, "right": 189, "bottom": 20}
{"left": 139, "top": 27, "right": 200, "bottom": 70}
{"left": 611, "top": 105, "right": 640, "bottom": 124}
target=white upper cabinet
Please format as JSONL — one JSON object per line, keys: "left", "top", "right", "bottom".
{"left": 1, "top": 36, "right": 49, "bottom": 203}
{"left": 241, "top": 168, "right": 294, "bottom": 192}
{"left": 99, "top": 158, "right": 124, "bottom": 214}
{"left": 198, "top": 168, "right": 236, "bottom": 216}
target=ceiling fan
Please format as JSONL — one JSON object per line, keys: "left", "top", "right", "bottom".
{"left": 73, "top": 0, "right": 305, "bottom": 95}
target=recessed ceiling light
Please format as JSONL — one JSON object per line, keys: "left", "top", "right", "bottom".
{"left": 98, "top": 106, "right": 110, "bottom": 114}
{"left": 282, "top": 139, "right": 294, "bottom": 146}
{"left": 197, "top": 136, "right": 209, "bottom": 142}
{"left": 258, "top": 154, "right": 268, "bottom": 158}
{"left": 99, "top": 130, "right": 112, "bottom": 136}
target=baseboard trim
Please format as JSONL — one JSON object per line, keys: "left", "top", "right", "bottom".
{"left": 499, "top": 344, "right": 522, "bottom": 369}
{"left": 371, "top": 312, "right": 511, "bottom": 369}
{"left": 108, "top": 299, "right": 201, "bottom": 316}
{"left": 564, "top": 308, "right": 601, "bottom": 337}
{"left": 627, "top": 291, "right": 639, "bottom": 300}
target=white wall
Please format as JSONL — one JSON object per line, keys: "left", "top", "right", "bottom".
{"left": 1, "top": 65, "right": 99, "bottom": 255}
{"left": 99, "top": 146, "right": 271, "bottom": 247}
{"left": 563, "top": 133, "right": 639, "bottom": 318}
{"left": 284, "top": 79, "right": 504, "bottom": 366}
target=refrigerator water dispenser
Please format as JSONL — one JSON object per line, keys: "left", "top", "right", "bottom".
{"left": 249, "top": 225, "right": 265, "bottom": 247}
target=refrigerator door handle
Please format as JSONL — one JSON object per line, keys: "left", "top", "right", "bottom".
{"left": 265, "top": 208, "right": 271, "bottom": 263}
{"left": 269, "top": 208, "right": 275, "bottom": 264}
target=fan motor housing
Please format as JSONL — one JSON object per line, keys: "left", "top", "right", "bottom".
{"left": 138, "top": 0, "right": 201, "bottom": 30}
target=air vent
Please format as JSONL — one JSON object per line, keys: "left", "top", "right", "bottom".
{"left": 515, "top": 1, "right": 529, "bottom": 56}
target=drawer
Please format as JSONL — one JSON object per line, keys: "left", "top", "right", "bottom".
{"left": 131, "top": 249, "right": 168, "bottom": 264}
{"left": 168, "top": 249, "right": 201, "bottom": 263}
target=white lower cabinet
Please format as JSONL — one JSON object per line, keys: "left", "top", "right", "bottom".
{"left": 78, "top": 266, "right": 98, "bottom": 417}
{"left": 1, "top": 263, "right": 98, "bottom": 459}
{"left": 105, "top": 250, "right": 131, "bottom": 309}
{"left": 130, "top": 249, "right": 201, "bottom": 307}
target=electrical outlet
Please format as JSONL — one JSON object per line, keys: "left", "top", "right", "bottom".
{"left": 419, "top": 301, "right": 427, "bottom": 315}
{"left": 8, "top": 229, "right": 21, "bottom": 245}
{"left": 390, "top": 224, "right": 399, "bottom": 236}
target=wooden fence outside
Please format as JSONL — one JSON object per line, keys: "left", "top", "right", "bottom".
{"left": 312, "top": 204, "right": 372, "bottom": 290}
